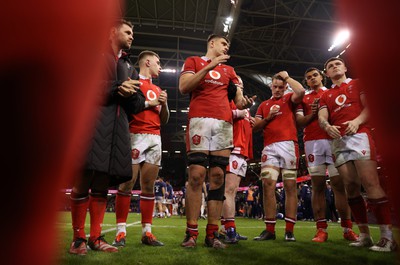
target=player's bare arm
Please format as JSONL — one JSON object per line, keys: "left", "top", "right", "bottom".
{"left": 343, "top": 93, "right": 368, "bottom": 135}
{"left": 318, "top": 107, "right": 341, "bottom": 139}
{"left": 296, "top": 102, "right": 318, "bottom": 128}
{"left": 252, "top": 111, "right": 276, "bottom": 132}
{"left": 159, "top": 90, "right": 170, "bottom": 125}
{"left": 234, "top": 85, "right": 257, "bottom": 109}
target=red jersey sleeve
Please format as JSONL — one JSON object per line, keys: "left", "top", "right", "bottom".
{"left": 180, "top": 57, "right": 196, "bottom": 75}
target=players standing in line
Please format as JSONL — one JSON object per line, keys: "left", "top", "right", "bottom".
{"left": 296, "top": 67, "right": 358, "bottom": 243}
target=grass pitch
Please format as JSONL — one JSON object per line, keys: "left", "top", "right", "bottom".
{"left": 56, "top": 212, "right": 398, "bottom": 265}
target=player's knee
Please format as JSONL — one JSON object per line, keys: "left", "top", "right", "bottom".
{"left": 90, "top": 189, "right": 108, "bottom": 198}
{"left": 308, "top": 165, "right": 326, "bottom": 177}
{"left": 209, "top": 155, "right": 229, "bottom": 173}
{"left": 70, "top": 192, "right": 89, "bottom": 200}
{"left": 187, "top": 176, "right": 204, "bottom": 191}
{"left": 260, "top": 167, "right": 279, "bottom": 180}
{"left": 207, "top": 185, "right": 225, "bottom": 201}
{"left": 282, "top": 169, "right": 297, "bottom": 180}
{"left": 327, "top": 164, "right": 339, "bottom": 177}
{"left": 187, "top": 152, "right": 209, "bottom": 168}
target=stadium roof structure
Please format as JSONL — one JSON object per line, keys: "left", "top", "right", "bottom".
{"left": 123, "top": 0, "right": 345, "bottom": 167}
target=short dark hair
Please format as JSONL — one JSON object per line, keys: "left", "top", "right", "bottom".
{"left": 324, "top": 57, "right": 345, "bottom": 71}
{"left": 137, "top": 50, "right": 160, "bottom": 64}
{"left": 303, "top": 67, "right": 326, "bottom": 87}
{"left": 272, "top": 74, "right": 285, "bottom": 82}
{"left": 114, "top": 19, "right": 133, "bottom": 29}
{"left": 207, "top": 34, "right": 230, "bottom": 44}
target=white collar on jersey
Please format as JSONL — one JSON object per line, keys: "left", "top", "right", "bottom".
{"left": 331, "top": 78, "right": 352, "bottom": 88}
{"left": 201, "top": 56, "right": 211, "bottom": 62}
{"left": 305, "top": 86, "right": 327, "bottom": 95}
{"left": 139, "top": 74, "right": 152, "bottom": 83}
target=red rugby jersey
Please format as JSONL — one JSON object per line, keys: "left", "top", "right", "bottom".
{"left": 181, "top": 56, "right": 239, "bottom": 123}
{"left": 129, "top": 77, "right": 162, "bottom": 135}
{"left": 256, "top": 93, "right": 298, "bottom": 147}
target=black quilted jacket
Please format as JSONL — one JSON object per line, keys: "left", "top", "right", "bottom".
{"left": 84, "top": 49, "right": 145, "bottom": 186}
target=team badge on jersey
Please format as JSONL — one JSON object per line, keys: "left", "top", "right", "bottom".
{"left": 132, "top": 149, "right": 140, "bottom": 159}
{"left": 232, "top": 160, "right": 238, "bottom": 169}
{"left": 261, "top": 154, "right": 267, "bottom": 162}
{"left": 192, "top": 134, "right": 201, "bottom": 145}
{"left": 308, "top": 154, "right": 315, "bottom": 163}
{"left": 270, "top": 104, "right": 280, "bottom": 112}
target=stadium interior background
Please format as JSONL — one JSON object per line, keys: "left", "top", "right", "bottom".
{"left": 61, "top": 0, "right": 380, "bottom": 200}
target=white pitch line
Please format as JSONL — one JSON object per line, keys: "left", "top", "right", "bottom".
{"left": 86, "top": 221, "right": 141, "bottom": 237}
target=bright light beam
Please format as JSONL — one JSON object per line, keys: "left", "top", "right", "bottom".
{"left": 160, "top": 68, "right": 176, "bottom": 73}
{"left": 328, "top": 30, "right": 350, "bottom": 51}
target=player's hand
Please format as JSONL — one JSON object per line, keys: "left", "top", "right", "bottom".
{"left": 343, "top": 119, "right": 360, "bottom": 135}
{"left": 269, "top": 105, "right": 281, "bottom": 120}
{"left": 249, "top": 116, "right": 256, "bottom": 127}
{"left": 276, "top": 71, "right": 289, "bottom": 80}
{"left": 158, "top": 90, "right": 168, "bottom": 105}
{"left": 243, "top": 95, "right": 257, "bottom": 109}
{"left": 147, "top": 99, "right": 160, "bottom": 107}
{"left": 310, "top": 98, "right": 319, "bottom": 116}
{"left": 207, "top": 54, "right": 230, "bottom": 69}
{"left": 325, "top": 124, "right": 342, "bottom": 139}
{"left": 118, "top": 78, "right": 140, "bottom": 97}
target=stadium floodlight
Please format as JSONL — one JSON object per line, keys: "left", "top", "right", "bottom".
{"left": 223, "top": 16, "right": 233, "bottom": 33}
{"left": 160, "top": 68, "right": 176, "bottom": 73}
{"left": 328, "top": 29, "right": 350, "bottom": 51}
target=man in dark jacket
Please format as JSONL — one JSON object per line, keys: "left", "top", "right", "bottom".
{"left": 68, "top": 19, "right": 149, "bottom": 255}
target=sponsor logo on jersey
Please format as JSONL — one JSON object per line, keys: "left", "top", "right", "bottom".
{"left": 147, "top": 90, "right": 157, "bottom": 100}
{"left": 209, "top": 70, "right": 221, "bottom": 80}
{"left": 335, "top": 94, "right": 347, "bottom": 106}
{"left": 333, "top": 94, "right": 351, "bottom": 112}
